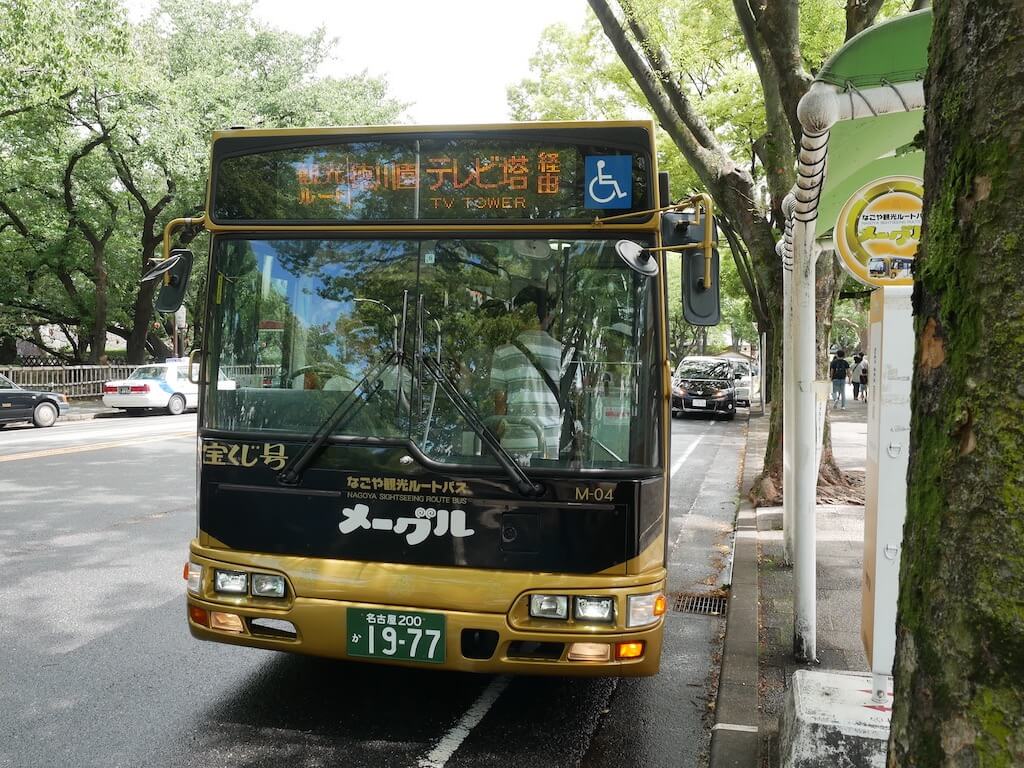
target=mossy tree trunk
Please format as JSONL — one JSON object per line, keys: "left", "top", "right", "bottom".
{"left": 888, "top": 1, "right": 1024, "bottom": 764}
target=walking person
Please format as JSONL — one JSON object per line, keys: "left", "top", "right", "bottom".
{"left": 829, "top": 349, "right": 850, "bottom": 409}
{"left": 851, "top": 354, "right": 865, "bottom": 401}
{"left": 859, "top": 356, "right": 869, "bottom": 401}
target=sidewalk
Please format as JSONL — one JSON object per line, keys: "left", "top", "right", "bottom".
{"left": 757, "top": 399, "right": 869, "bottom": 766}
{"left": 63, "top": 398, "right": 120, "bottom": 421}
{"left": 711, "top": 398, "right": 870, "bottom": 767}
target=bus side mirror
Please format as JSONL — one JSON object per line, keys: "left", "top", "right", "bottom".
{"left": 141, "top": 249, "right": 194, "bottom": 314}
{"left": 662, "top": 211, "right": 720, "bottom": 326}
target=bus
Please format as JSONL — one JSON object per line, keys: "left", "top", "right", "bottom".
{"left": 154, "top": 121, "right": 720, "bottom": 676}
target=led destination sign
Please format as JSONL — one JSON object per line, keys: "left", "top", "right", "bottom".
{"left": 212, "top": 134, "right": 650, "bottom": 223}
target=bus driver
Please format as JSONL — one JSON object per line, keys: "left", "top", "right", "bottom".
{"left": 490, "top": 286, "right": 566, "bottom": 461}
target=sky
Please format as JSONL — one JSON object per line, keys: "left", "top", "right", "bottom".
{"left": 248, "top": 0, "right": 591, "bottom": 124}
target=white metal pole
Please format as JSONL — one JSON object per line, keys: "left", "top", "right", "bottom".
{"left": 780, "top": 197, "right": 796, "bottom": 564}
{"left": 791, "top": 224, "right": 819, "bottom": 662}
{"left": 789, "top": 91, "right": 834, "bottom": 662}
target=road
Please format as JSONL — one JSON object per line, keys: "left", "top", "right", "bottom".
{"left": 0, "top": 411, "right": 746, "bottom": 768}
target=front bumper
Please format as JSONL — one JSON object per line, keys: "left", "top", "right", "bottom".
{"left": 672, "top": 394, "right": 736, "bottom": 416}
{"left": 186, "top": 551, "right": 665, "bottom": 677}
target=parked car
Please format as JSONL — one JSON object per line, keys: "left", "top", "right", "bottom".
{"left": 671, "top": 356, "right": 737, "bottom": 420}
{"left": 731, "top": 359, "right": 754, "bottom": 407}
{"left": 0, "top": 373, "right": 70, "bottom": 428}
{"left": 102, "top": 361, "right": 235, "bottom": 416}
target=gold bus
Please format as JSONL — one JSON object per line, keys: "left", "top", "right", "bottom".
{"left": 158, "top": 121, "right": 719, "bottom": 676}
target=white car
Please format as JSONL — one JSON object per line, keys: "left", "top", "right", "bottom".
{"left": 732, "top": 360, "right": 754, "bottom": 407}
{"left": 102, "top": 361, "right": 234, "bottom": 415}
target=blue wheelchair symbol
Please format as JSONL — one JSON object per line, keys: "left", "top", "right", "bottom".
{"left": 585, "top": 155, "right": 632, "bottom": 209}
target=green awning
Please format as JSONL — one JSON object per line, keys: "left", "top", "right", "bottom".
{"left": 818, "top": 9, "right": 932, "bottom": 89}
{"left": 818, "top": 111, "right": 924, "bottom": 233}
{"left": 814, "top": 10, "right": 931, "bottom": 236}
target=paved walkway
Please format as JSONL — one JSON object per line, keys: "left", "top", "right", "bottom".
{"left": 63, "top": 398, "right": 120, "bottom": 421}
{"left": 710, "top": 398, "right": 871, "bottom": 767}
{"left": 757, "top": 398, "right": 869, "bottom": 766}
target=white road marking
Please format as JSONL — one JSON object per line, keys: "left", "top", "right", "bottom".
{"left": 712, "top": 723, "right": 758, "bottom": 733}
{"left": 670, "top": 431, "right": 707, "bottom": 478}
{"left": 416, "top": 676, "right": 511, "bottom": 768}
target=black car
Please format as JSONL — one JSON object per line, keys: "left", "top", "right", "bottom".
{"left": 671, "top": 356, "right": 737, "bottom": 420}
{"left": 0, "top": 373, "right": 69, "bottom": 428}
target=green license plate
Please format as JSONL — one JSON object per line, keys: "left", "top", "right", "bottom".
{"left": 346, "top": 608, "right": 446, "bottom": 664}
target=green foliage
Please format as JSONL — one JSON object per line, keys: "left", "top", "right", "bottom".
{"left": 0, "top": 0, "right": 406, "bottom": 362}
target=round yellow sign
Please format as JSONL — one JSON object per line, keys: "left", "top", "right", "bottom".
{"left": 834, "top": 175, "right": 922, "bottom": 287}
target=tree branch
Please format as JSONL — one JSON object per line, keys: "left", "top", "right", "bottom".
{"left": 62, "top": 128, "right": 112, "bottom": 249}
{"left": 733, "top": 0, "right": 798, "bottom": 215}
{"left": 618, "top": 2, "right": 720, "bottom": 151}
{"left": 758, "top": 1, "right": 813, "bottom": 137}
{"left": 840, "top": 289, "right": 874, "bottom": 300}
{"left": 0, "top": 88, "right": 79, "bottom": 121}
{"left": 845, "top": 0, "right": 886, "bottom": 41}
{"left": 588, "top": 0, "right": 721, "bottom": 171}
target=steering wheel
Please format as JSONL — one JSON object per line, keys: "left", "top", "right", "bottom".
{"left": 484, "top": 414, "right": 546, "bottom": 455}
{"left": 289, "top": 364, "right": 345, "bottom": 390}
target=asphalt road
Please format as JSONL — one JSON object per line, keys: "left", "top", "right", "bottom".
{"left": 0, "top": 410, "right": 747, "bottom": 768}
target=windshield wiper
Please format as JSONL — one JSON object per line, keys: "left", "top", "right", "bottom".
{"left": 276, "top": 353, "right": 396, "bottom": 486}
{"left": 418, "top": 354, "right": 544, "bottom": 498}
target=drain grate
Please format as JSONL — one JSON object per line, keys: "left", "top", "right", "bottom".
{"left": 672, "top": 592, "right": 728, "bottom": 616}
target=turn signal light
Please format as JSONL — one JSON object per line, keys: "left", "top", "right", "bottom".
{"left": 184, "top": 562, "right": 202, "bottom": 594}
{"left": 654, "top": 594, "right": 667, "bottom": 616}
{"left": 615, "top": 641, "right": 645, "bottom": 660}
{"left": 188, "top": 605, "right": 209, "bottom": 627}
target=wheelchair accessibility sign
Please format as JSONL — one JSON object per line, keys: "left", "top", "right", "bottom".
{"left": 585, "top": 155, "right": 632, "bottom": 209}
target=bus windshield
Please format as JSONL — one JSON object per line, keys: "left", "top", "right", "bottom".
{"left": 206, "top": 236, "right": 662, "bottom": 470}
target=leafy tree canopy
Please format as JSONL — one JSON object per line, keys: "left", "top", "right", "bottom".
{"left": 0, "top": 0, "right": 407, "bottom": 362}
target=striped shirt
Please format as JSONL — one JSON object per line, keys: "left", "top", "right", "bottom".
{"left": 490, "top": 330, "right": 565, "bottom": 458}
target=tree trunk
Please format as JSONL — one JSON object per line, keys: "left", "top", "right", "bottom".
{"left": 127, "top": 280, "right": 158, "bottom": 362}
{"left": 888, "top": 2, "right": 1024, "bottom": 764}
{"left": 757, "top": 321, "right": 780, "bottom": 501}
{"left": 89, "top": 243, "right": 108, "bottom": 364}
{"left": 815, "top": 251, "right": 846, "bottom": 490}
{"left": 0, "top": 334, "right": 16, "bottom": 364}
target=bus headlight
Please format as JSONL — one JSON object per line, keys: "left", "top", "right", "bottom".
{"left": 574, "top": 596, "right": 615, "bottom": 623}
{"left": 214, "top": 569, "right": 248, "bottom": 594}
{"left": 251, "top": 573, "right": 286, "bottom": 598}
{"left": 529, "top": 594, "right": 569, "bottom": 620}
{"left": 627, "top": 592, "right": 667, "bottom": 627}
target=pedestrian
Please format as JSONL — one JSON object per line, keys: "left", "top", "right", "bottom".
{"left": 829, "top": 349, "right": 850, "bottom": 409}
{"left": 859, "top": 356, "right": 869, "bottom": 401}
{"left": 851, "top": 354, "right": 865, "bottom": 401}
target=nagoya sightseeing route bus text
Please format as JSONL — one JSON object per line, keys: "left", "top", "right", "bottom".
{"left": 159, "top": 121, "right": 719, "bottom": 676}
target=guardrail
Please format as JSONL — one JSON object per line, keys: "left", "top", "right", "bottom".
{"left": 1, "top": 363, "right": 290, "bottom": 398}
{"left": 1, "top": 364, "right": 137, "bottom": 399}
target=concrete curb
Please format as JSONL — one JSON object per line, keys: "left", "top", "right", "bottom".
{"left": 709, "top": 415, "right": 763, "bottom": 768}
{"left": 63, "top": 399, "right": 120, "bottom": 422}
